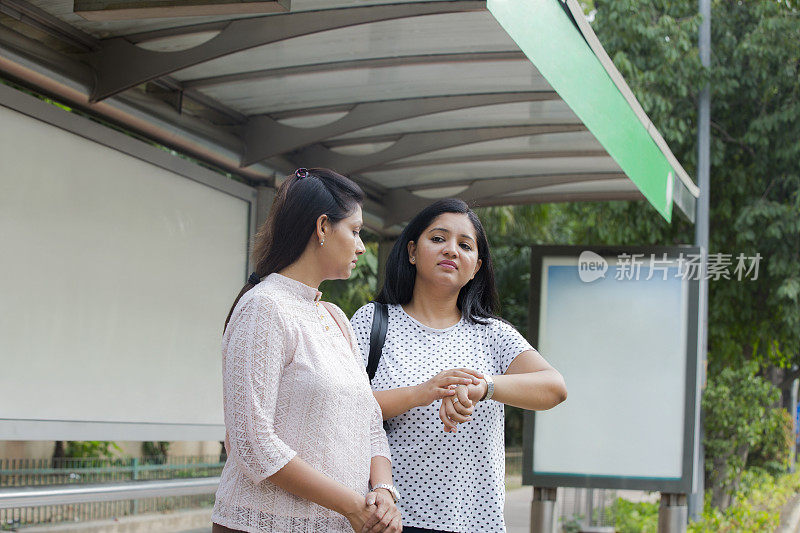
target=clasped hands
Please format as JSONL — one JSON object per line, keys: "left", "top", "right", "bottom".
{"left": 348, "top": 488, "right": 401, "bottom": 533}
{"left": 415, "top": 368, "right": 487, "bottom": 433}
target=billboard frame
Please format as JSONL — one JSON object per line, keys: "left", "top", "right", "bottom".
{"left": 0, "top": 82, "right": 257, "bottom": 441}
{"left": 523, "top": 245, "right": 701, "bottom": 493}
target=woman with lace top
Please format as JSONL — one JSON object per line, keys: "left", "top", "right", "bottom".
{"left": 350, "top": 199, "right": 567, "bottom": 533}
{"left": 212, "top": 168, "right": 401, "bottom": 533}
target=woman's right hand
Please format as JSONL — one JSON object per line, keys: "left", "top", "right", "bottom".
{"left": 414, "top": 368, "right": 483, "bottom": 407}
{"left": 345, "top": 499, "right": 378, "bottom": 532}
{"left": 346, "top": 496, "right": 401, "bottom": 533}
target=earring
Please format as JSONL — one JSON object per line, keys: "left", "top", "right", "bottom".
{"left": 320, "top": 239, "right": 325, "bottom": 246}
{"left": 410, "top": 257, "right": 415, "bottom": 263}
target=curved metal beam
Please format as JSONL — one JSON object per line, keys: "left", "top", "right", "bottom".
{"left": 382, "top": 172, "right": 628, "bottom": 225}
{"left": 478, "top": 190, "right": 643, "bottom": 208}
{"left": 0, "top": 0, "right": 99, "bottom": 51}
{"left": 288, "top": 124, "right": 586, "bottom": 174}
{"left": 372, "top": 149, "right": 609, "bottom": 171}
{"left": 87, "top": 1, "right": 484, "bottom": 102}
{"left": 242, "top": 91, "right": 560, "bottom": 166}
{"left": 184, "top": 51, "right": 525, "bottom": 89}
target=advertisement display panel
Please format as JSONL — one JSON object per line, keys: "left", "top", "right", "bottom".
{"left": 524, "top": 246, "right": 701, "bottom": 492}
{"left": 0, "top": 90, "right": 254, "bottom": 441}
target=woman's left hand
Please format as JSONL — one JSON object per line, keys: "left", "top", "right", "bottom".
{"left": 439, "top": 385, "right": 472, "bottom": 432}
{"left": 362, "top": 490, "right": 402, "bottom": 532}
{"left": 459, "top": 381, "right": 487, "bottom": 404}
{"left": 439, "top": 382, "right": 487, "bottom": 432}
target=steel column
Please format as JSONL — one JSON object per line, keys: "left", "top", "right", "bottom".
{"left": 689, "top": 0, "right": 711, "bottom": 521}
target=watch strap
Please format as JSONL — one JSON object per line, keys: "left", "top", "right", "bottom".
{"left": 481, "top": 374, "right": 495, "bottom": 401}
{"left": 371, "top": 483, "right": 399, "bottom": 503}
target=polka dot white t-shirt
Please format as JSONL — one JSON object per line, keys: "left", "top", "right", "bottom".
{"left": 350, "top": 303, "right": 534, "bottom": 533}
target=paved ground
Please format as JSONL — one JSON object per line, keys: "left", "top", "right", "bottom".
{"left": 504, "top": 486, "right": 534, "bottom": 533}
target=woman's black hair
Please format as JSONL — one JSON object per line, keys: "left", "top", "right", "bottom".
{"left": 224, "top": 168, "right": 363, "bottom": 329}
{"left": 376, "top": 198, "right": 499, "bottom": 324}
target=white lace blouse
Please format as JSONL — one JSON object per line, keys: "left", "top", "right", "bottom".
{"left": 212, "top": 273, "right": 390, "bottom": 533}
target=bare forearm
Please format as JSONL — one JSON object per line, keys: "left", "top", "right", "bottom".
{"left": 374, "top": 387, "right": 421, "bottom": 420}
{"left": 369, "top": 456, "right": 393, "bottom": 487}
{"left": 491, "top": 370, "right": 567, "bottom": 410}
{"left": 374, "top": 369, "right": 484, "bottom": 420}
{"left": 268, "top": 456, "right": 361, "bottom": 517}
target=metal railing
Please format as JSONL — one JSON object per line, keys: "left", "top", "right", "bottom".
{"left": 0, "top": 449, "right": 528, "bottom": 529}
{"left": 0, "top": 477, "right": 219, "bottom": 509}
{"left": 0, "top": 455, "right": 225, "bottom": 487}
{"left": 558, "top": 487, "right": 618, "bottom": 531}
{"left": 0, "top": 455, "right": 224, "bottom": 529}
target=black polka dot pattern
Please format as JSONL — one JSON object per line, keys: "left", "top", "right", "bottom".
{"left": 350, "top": 304, "right": 534, "bottom": 533}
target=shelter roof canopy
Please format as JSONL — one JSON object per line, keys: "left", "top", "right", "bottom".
{"left": 1, "top": 0, "right": 698, "bottom": 232}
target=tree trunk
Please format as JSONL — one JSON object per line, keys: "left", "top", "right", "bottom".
{"left": 709, "top": 443, "right": 751, "bottom": 511}
{"left": 766, "top": 366, "right": 784, "bottom": 408}
{"left": 52, "top": 440, "right": 65, "bottom": 468}
{"left": 728, "top": 443, "right": 750, "bottom": 508}
{"left": 779, "top": 366, "right": 800, "bottom": 411}
{"left": 219, "top": 441, "right": 227, "bottom": 463}
{"left": 709, "top": 453, "right": 732, "bottom": 509}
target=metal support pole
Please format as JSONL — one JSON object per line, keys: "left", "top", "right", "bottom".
{"left": 131, "top": 457, "right": 139, "bottom": 515}
{"left": 658, "top": 493, "right": 688, "bottom": 533}
{"left": 689, "top": 0, "right": 711, "bottom": 521}
{"left": 585, "top": 488, "right": 594, "bottom": 527}
{"left": 791, "top": 379, "right": 799, "bottom": 472}
{"left": 530, "top": 487, "right": 557, "bottom": 533}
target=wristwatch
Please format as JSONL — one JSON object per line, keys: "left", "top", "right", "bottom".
{"left": 480, "top": 374, "right": 495, "bottom": 401}
{"left": 371, "top": 483, "right": 400, "bottom": 503}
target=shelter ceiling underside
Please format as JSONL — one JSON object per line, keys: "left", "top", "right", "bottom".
{"left": 0, "top": 0, "right": 677, "bottom": 232}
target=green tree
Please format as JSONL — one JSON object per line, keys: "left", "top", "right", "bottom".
{"left": 583, "top": 0, "right": 800, "bottom": 382}
{"left": 702, "top": 363, "right": 783, "bottom": 509}
{"left": 576, "top": 0, "right": 800, "bottom": 503}
{"left": 475, "top": 0, "right": 800, "bottom": 500}
{"left": 64, "top": 441, "right": 121, "bottom": 459}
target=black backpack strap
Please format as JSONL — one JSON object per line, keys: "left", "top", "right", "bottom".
{"left": 367, "top": 301, "right": 388, "bottom": 382}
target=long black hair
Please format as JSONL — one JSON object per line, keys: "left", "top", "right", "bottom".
{"left": 376, "top": 198, "right": 499, "bottom": 324}
{"left": 224, "top": 168, "right": 363, "bottom": 329}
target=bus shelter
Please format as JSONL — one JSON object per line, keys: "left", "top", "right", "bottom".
{"left": 0, "top": 0, "right": 701, "bottom": 530}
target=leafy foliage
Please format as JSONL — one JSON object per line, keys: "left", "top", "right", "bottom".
{"left": 64, "top": 441, "right": 121, "bottom": 459}
{"left": 473, "top": 0, "right": 800, "bottom": 501}
{"left": 748, "top": 406, "right": 795, "bottom": 475}
{"left": 610, "top": 470, "right": 800, "bottom": 532}
{"left": 142, "top": 441, "right": 170, "bottom": 464}
{"left": 581, "top": 0, "right": 800, "bottom": 503}
{"left": 607, "top": 498, "right": 659, "bottom": 533}
{"left": 701, "top": 363, "right": 785, "bottom": 508}
{"left": 559, "top": 514, "right": 585, "bottom": 533}
{"left": 585, "top": 0, "right": 800, "bottom": 373}
{"left": 688, "top": 469, "right": 800, "bottom": 532}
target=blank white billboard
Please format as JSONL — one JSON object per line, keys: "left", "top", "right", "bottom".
{"left": 529, "top": 249, "right": 698, "bottom": 490}
{"left": 0, "top": 101, "right": 250, "bottom": 441}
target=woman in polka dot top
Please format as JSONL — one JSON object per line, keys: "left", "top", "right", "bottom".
{"left": 351, "top": 198, "right": 568, "bottom": 533}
